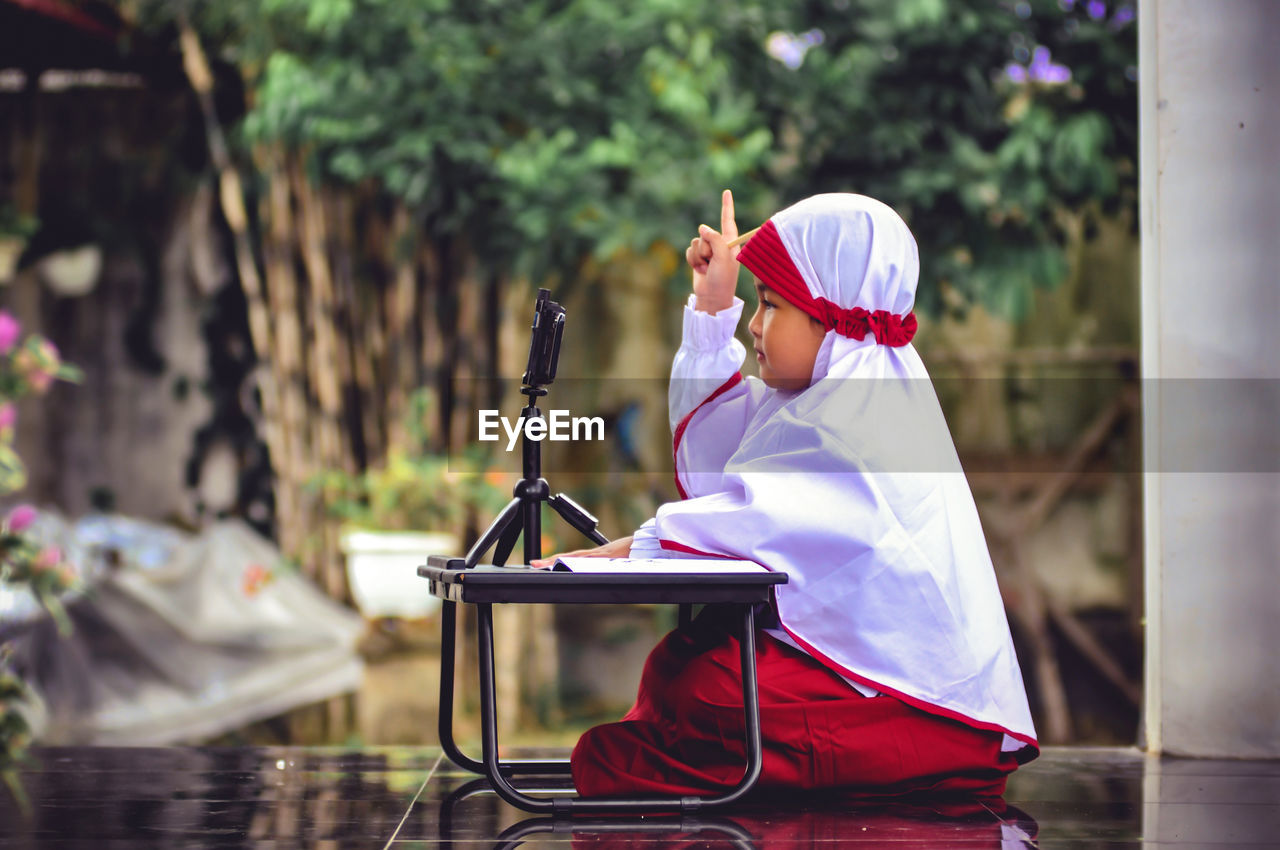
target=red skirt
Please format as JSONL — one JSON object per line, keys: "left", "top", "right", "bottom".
{"left": 571, "top": 612, "right": 1023, "bottom": 798}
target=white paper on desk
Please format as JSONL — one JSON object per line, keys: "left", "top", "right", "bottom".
{"left": 551, "top": 557, "right": 767, "bottom": 574}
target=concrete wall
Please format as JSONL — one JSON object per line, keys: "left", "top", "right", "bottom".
{"left": 1139, "top": 0, "right": 1280, "bottom": 757}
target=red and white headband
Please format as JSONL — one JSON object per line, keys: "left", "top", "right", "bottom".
{"left": 736, "top": 219, "right": 917, "bottom": 347}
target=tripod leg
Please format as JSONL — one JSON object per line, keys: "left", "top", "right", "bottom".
{"left": 465, "top": 497, "right": 523, "bottom": 567}
{"left": 522, "top": 493, "right": 541, "bottom": 564}
{"left": 492, "top": 519, "right": 522, "bottom": 567}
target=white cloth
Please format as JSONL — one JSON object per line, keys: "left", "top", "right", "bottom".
{"left": 635, "top": 194, "right": 1037, "bottom": 753}
{"left": 633, "top": 482, "right": 878, "bottom": 699}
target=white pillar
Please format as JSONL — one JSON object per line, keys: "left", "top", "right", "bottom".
{"left": 1139, "top": 0, "right": 1280, "bottom": 757}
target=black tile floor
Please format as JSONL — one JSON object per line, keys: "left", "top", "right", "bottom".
{"left": 1, "top": 745, "right": 1277, "bottom": 848}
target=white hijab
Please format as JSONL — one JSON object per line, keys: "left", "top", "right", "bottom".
{"left": 654, "top": 194, "right": 1038, "bottom": 753}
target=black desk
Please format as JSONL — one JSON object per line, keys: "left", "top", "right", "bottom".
{"left": 419, "top": 555, "right": 788, "bottom": 814}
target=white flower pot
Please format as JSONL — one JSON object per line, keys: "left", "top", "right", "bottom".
{"left": 39, "top": 243, "right": 102, "bottom": 296}
{"left": 340, "top": 529, "right": 458, "bottom": 619}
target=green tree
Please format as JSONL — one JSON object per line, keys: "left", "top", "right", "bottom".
{"left": 133, "top": 0, "right": 1136, "bottom": 552}
{"left": 745, "top": 0, "right": 1136, "bottom": 316}
{"left": 185, "top": 0, "right": 774, "bottom": 289}
{"left": 169, "top": 0, "right": 1134, "bottom": 319}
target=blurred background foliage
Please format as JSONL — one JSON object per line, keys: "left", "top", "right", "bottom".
{"left": 2, "top": 0, "right": 1138, "bottom": 747}
{"left": 140, "top": 0, "right": 1134, "bottom": 316}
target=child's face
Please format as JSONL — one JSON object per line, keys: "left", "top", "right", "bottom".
{"left": 747, "top": 281, "right": 827, "bottom": 391}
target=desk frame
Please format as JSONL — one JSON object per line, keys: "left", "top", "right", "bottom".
{"left": 421, "top": 556, "right": 786, "bottom": 814}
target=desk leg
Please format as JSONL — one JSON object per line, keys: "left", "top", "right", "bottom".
{"left": 479, "top": 603, "right": 765, "bottom": 815}
{"left": 717, "top": 603, "right": 764, "bottom": 804}
{"left": 478, "top": 602, "right": 560, "bottom": 813}
{"left": 438, "top": 601, "right": 484, "bottom": 773}
{"left": 441, "top": 600, "right": 570, "bottom": 776}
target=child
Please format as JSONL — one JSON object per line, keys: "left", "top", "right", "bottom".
{"left": 534, "top": 191, "right": 1038, "bottom": 798}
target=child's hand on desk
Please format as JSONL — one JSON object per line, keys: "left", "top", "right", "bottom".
{"left": 529, "top": 535, "right": 633, "bottom": 568}
{"left": 687, "top": 189, "right": 741, "bottom": 315}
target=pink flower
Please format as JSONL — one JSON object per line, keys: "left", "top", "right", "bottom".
{"left": 32, "top": 545, "right": 62, "bottom": 571}
{"left": 6, "top": 504, "right": 38, "bottom": 532}
{"left": 12, "top": 348, "right": 34, "bottom": 373}
{"left": 28, "top": 369, "right": 54, "bottom": 394}
{"left": 12, "top": 346, "right": 56, "bottom": 395}
{"left": 0, "top": 312, "right": 20, "bottom": 355}
{"left": 33, "top": 337, "right": 60, "bottom": 366}
{"left": 0, "top": 402, "right": 15, "bottom": 430}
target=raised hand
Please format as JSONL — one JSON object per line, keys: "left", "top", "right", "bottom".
{"left": 686, "top": 189, "right": 741, "bottom": 315}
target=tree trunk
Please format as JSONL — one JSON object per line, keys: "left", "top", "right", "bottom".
{"left": 255, "top": 145, "right": 310, "bottom": 569}
{"left": 386, "top": 204, "right": 418, "bottom": 454}
{"left": 290, "top": 157, "right": 350, "bottom": 601}
{"left": 177, "top": 15, "right": 290, "bottom": 551}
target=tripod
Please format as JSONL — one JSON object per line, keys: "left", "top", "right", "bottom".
{"left": 462, "top": 288, "right": 608, "bottom": 568}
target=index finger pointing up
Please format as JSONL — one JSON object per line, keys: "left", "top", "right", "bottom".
{"left": 721, "top": 189, "right": 738, "bottom": 243}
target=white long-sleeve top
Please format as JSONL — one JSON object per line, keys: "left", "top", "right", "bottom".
{"left": 631, "top": 295, "right": 879, "bottom": 695}
{"left": 631, "top": 291, "right": 1036, "bottom": 754}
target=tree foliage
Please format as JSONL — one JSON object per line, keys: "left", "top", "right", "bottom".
{"left": 174, "top": 0, "right": 1134, "bottom": 315}
{"left": 753, "top": 0, "right": 1137, "bottom": 316}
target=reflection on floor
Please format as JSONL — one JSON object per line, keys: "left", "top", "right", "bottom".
{"left": 1, "top": 746, "right": 1277, "bottom": 847}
